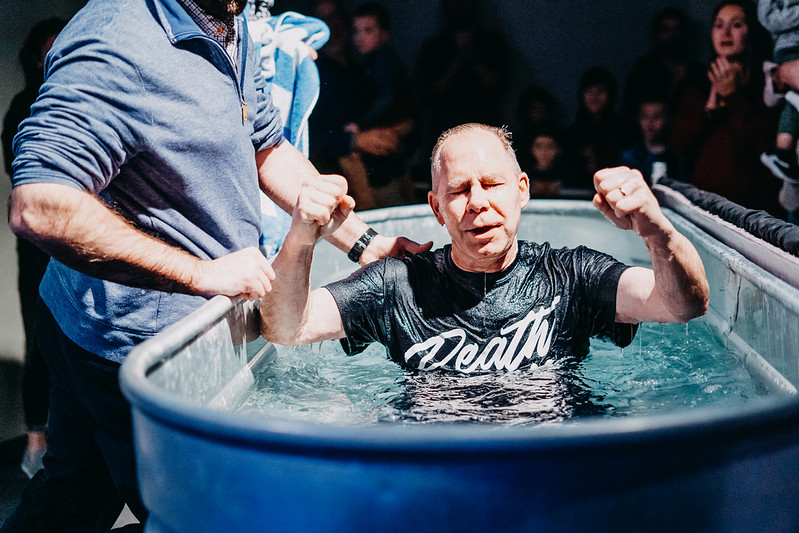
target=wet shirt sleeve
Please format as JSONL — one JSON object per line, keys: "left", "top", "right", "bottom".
{"left": 324, "top": 258, "right": 393, "bottom": 355}
{"left": 570, "top": 245, "right": 638, "bottom": 347}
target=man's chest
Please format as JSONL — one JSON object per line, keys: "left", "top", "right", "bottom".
{"left": 394, "top": 289, "right": 569, "bottom": 373}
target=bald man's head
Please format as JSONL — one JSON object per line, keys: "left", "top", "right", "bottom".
{"left": 430, "top": 123, "right": 521, "bottom": 192}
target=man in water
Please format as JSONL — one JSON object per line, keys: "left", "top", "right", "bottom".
{"left": 261, "top": 123, "right": 709, "bottom": 372}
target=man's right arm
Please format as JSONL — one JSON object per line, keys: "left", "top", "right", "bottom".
{"left": 592, "top": 167, "right": 709, "bottom": 324}
{"left": 259, "top": 175, "right": 353, "bottom": 345}
{"left": 9, "top": 182, "right": 275, "bottom": 300}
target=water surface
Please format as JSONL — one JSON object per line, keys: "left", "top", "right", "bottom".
{"left": 237, "top": 318, "right": 767, "bottom": 426}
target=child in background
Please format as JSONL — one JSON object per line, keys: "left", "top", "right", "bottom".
{"left": 520, "top": 126, "right": 579, "bottom": 198}
{"left": 513, "top": 85, "right": 564, "bottom": 157}
{"left": 620, "top": 96, "right": 682, "bottom": 184}
{"left": 758, "top": 0, "right": 799, "bottom": 221}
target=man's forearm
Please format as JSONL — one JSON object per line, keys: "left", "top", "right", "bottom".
{"left": 256, "top": 141, "right": 370, "bottom": 253}
{"left": 10, "top": 183, "right": 205, "bottom": 293}
{"left": 643, "top": 228, "right": 709, "bottom": 322}
{"left": 259, "top": 174, "right": 351, "bottom": 345}
{"left": 259, "top": 233, "right": 315, "bottom": 345}
{"left": 594, "top": 167, "right": 709, "bottom": 324}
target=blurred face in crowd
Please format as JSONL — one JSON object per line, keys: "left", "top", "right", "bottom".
{"left": 195, "top": 0, "right": 248, "bottom": 19}
{"left": 531, "top": 135, "right": 560, "bottom": 171}
{"left": 429, "top": 128, "right": 530, "bottom": 273}
{"left": 314, "top": 1, "right": 349, "bottom": 39}
{"left": 353, "top": 15, "right": 389, "bottom": 55}
{"left": 656, "top": 16, "right": 685, "bottom": 57}
{"left": 712, "top": 4, "right": 748, "bottom": 60}
{"left": 583, "top": 84, "right": 609, "bottom": 116}
{"left": 638, "top": 102, "right": 668, "bottom": 144}
{"left": 524, "top": 99, "right": 551, "bottom": 125}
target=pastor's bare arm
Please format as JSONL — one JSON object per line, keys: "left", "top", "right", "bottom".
{"left": 9, "top": 183, "right": 274, "bottom": 299}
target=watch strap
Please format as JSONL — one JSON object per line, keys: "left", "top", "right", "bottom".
{"left": 347, "top": 227, "right": 378, "bottom": 263}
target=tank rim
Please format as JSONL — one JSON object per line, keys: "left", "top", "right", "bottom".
{"left": 121, "top": 348, "right": 799, "bottom": 454}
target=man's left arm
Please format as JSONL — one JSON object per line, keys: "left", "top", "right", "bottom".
{"left": 255, "top": 141, "right": 432, "bottom": 264}
{"left": 592, "top": 167, "right": 709, "bottom": 324}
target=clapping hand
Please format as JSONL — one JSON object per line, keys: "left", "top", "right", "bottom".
{"left": 705, "top": 57, "right": 743, "bottom": 112}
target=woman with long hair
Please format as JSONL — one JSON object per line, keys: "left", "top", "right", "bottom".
{"left": 565, "top": 66, "right": 630, "bottom": 189}
{"left": 670, "top": 0, "right": 783, "bottom": 215}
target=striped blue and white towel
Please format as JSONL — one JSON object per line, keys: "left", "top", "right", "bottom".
{"left": 246, "top": 2, "right": 330, "bottom": 257}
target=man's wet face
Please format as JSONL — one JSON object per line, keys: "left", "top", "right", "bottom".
{"left": 428, "top": 129, "right": 529, "bottom": 273}
{"left": 195, "top": 0, "right": 249, "bottom": 19}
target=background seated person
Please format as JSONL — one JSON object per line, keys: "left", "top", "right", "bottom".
{"left": 261, "top": 124, "right": 709, "bottom": 373}
{"left": 344, "top": 1, "right": 416, "bottom": 208}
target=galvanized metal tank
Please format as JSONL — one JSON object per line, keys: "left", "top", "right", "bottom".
{"left": 120, "top": 192, "right": 799, "bottom": 533}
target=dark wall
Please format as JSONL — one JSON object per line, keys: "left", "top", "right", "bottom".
{"left": 1, "top": 0, "right": 88, "bottom": 175}
{"left": 279, "top": 0, "right": 719, "bottom": 125}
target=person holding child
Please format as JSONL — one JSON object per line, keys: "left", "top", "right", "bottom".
{"left": 757, "top": 0, "right": 799, "bottom": 221}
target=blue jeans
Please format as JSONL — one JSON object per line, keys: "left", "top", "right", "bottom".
{"left": 1, "top": 299, "right": 146, "bottom": 533}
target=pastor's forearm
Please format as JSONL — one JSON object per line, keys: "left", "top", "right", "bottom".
{"left": 9, "top": 183, "right": 204, "bottom": 294}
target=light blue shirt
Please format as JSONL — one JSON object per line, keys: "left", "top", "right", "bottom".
{"left": 11, "top": 0, "right": 284, "bottom": 361}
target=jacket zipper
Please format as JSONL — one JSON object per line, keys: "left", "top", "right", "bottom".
{"left": 193, "top": 19, "right": 250, "bottom": 125}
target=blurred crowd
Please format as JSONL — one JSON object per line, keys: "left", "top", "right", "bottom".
{"left": 305, "top": 0, "right": 797, "bottom": 222}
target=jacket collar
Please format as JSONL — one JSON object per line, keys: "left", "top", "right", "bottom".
{"left": 148, "top": 0, "right": 210, "bottom": 43}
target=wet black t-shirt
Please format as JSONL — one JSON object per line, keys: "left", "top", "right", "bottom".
{"left": 325, "top": 241, "right": 638, "bottom": 373}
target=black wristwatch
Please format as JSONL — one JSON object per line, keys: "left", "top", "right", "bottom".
{"left": 347, "top": 227, "right": 378, "bottom": 263}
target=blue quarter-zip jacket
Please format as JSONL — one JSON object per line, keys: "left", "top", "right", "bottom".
{"left": 10, "top": 0, "right": 284, "bottom": 362}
